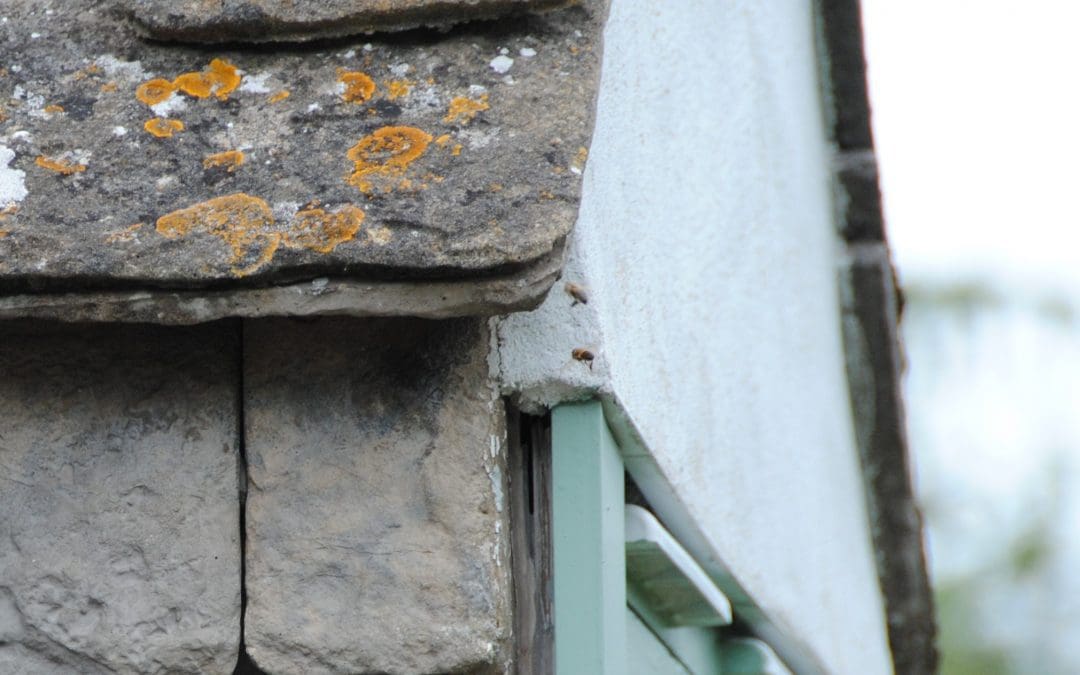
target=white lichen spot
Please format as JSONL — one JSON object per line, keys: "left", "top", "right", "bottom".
{"left": 95, "top": 54, "right": 148, "bottom": 80}
{"left": 155, "top": 175, "right": 178, "bottom": 192}
{"left": 468, "top": 84, "right": 488, "bottom": 97}
{"left": 8, "top": 64, "right": 19, "bottom": 73}
{"left": 389, "top": 63, "right": 410, "bottom": 77}
{"left": 458, "top": 128, "right": 495, "bottom": 150}
{"left": 489, "top": 55, "right": 514, "bottom": 74}
{"left": 341, "top": 49, "right": 356, "bottom": 59}
{"left": 239, "top": 72, "right": 272, "bottom": 94}
{"left": 0, "top": 146, "right": 28, "bottom": 208}
{"left": 272, "top": 201, "right": 300, "bottom": 222}
{"left": 150, "top": 95, "right": 187, "bottom": 117}
{"left": 409, "top": 84, "right": 441, "bottom": 109}
{"left": 30, "top": 32, "right": 40, "bottom": 39}
{"left": 69, "top": 149, "right": 92, "bottom": 165}
{"left": 9, "top": 131, "right": 32, "bottom": 143}
{"left": 362, "top": 43, "right": 373, "bottom": 52}
{"left": 519, "top": 47, "right": 537, "bottom": 57}
{"left": 12, "top": 85, "right": 46, "bottom": 117}
{"left": 111, "top": 126, "right": 128, "bottom": 137}
{"left": 486, "top": 463, "right": 504, "bottom": 513}
{"left": 306, "top": 103, "right": 321, "bottom": 113}
{"left": 499, "top": 47, "right": 509, "bottom": 55}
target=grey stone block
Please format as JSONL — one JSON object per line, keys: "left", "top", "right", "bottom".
{"left": 0, "top": 321, "right": 242, "bottom": 674}
{"left": 243, "top": 317, "right": 511, "bottom": 674}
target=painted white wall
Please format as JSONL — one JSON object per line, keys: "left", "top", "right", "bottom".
{"left": 497, "top": 1, "right": 892, "bottom": 673}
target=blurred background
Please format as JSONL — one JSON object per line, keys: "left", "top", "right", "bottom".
{"left": 860, "top": 1, "right": 1080, "bottom": 672}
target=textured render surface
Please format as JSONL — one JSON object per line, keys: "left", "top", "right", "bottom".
{"left": 119, "top": 0, "right": 575, "bottom": 43}
{"left": 498, "top": 1, "right": 892, "bottom": 673}
{"left": 243, "top": 317, "right": 511, "bottom": 674}
{"left": 0, "top": 0, "right": 605, "bottom": 315}
{"left": 0, "top": 321, "right": 241, "bottom": 674}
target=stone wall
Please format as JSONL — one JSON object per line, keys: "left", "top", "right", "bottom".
{"left": 0, "top": 318, "right": 511, "bottom": 674}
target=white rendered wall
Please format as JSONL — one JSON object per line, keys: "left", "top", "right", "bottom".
{"left": 497, "top": 1, "right": 892, "bottom": 673}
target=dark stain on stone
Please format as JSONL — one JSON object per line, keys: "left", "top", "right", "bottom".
{"left": 461, "top": 189, "right": 484, "bottom": 206}
{"left": 58, "top": 94, "right": 97, "bottom": 122}
{"left": 371, "top": 99, "right": 402, "bottom": 118}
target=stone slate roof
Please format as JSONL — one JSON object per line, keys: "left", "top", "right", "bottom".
{"left": 0, "top": 0, "right": 605, "bottom": 322}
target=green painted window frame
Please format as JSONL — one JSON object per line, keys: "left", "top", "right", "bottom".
{"left": 551, "top": 400, "right": 627, "bottom": 675}
{"left": 550, "top": 400, "right": 790, "bottom": 675}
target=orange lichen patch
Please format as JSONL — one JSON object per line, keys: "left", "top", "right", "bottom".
{"left": 35, "top": 156, "right": 86, "bottom": 175}
{"left": 434, "top": 134, "right": 451, "bottom": 147}
{"left": 203, "top": 150, "right": 245, "bottom": 172}
{"left": 100, "top": 81, "right": 119, "bottom": 93}
{"left": 282, "top": 205, "right": 364, "bottom": 254}
{"left": 451, "top": 144, "right": 463, "bottom": 156}
{"left": 207, "top": 58, "right": 242, "bottom": 99}
{"left": 268, "top": 90, "right": 290, "bottom": 104}
{"left": 136, "top": 78, "right": 177, "bottom": 106}
{"left": 386, "top": 80, "right": 413, "bottom": 100}
{"left": 156, "top": 194, "right": 363, "bottom": 276}
{"left": 339, "top": 71, "right": 376, "bottom": 103}
{"left": 72, "top": 64, "right": 103, "bottom": 81}
{"left": 0, "top": 229, "right": 9, "bottom": 238}
{"left": 443, "top": 95, "right": 489, "bottom": 124}
{"left": 0, "top": 204, "right": 17, "bottom": 219}
{"left": 104, "top": 222, "right": 144, "bottom": 244}
{"left": 346, "top": 126, "right": 432, "bottom": 193}
{"left": 571, "top": 146, "right": 589, "bottom": 173}
{"left": 43, "top": 104, "right": 64, "bottom": 114}
{"left": 144, "top": 118, "right": 185, "bottom": 138}
{"left": 160, "top": 58, "right": 242, "bottom": 102}
{"left": 173, "top": 71, "right": 213, "bottom": 98}
{"left": 156, "top": 193, "right": 278, "bottom": 277}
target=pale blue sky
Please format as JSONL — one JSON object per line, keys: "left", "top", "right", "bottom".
{"left": 861, "top": 0, "right": 1080, "bottom": 296}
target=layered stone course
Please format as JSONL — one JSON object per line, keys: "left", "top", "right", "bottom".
{"left": 243, "top": 317, "right": 512, "bottom": 674}
{"left": 0, "top": 321, "right": 242, "bottom": 674}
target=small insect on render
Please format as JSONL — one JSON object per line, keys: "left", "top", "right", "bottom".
{"left": 565, "top": 282, "right": 589, "bottom": 306}
{"left": 572, "top": 347, "right": 595, "bottom": 369}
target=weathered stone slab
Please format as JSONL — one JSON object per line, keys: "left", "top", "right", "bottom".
{"left": 0, "top": 244, "right": 562, "bottom": 325}
{"left": 0, "top": 321, "right": 241, "bottom": 674}
{"left": 0, "top": 0, "right": 606, "bottom": 321}
{"left": 119, "top": 0, "right": 575, "bottom": 43}
{"left": 243, "top": 317, "right": 511, "bottom": 674}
